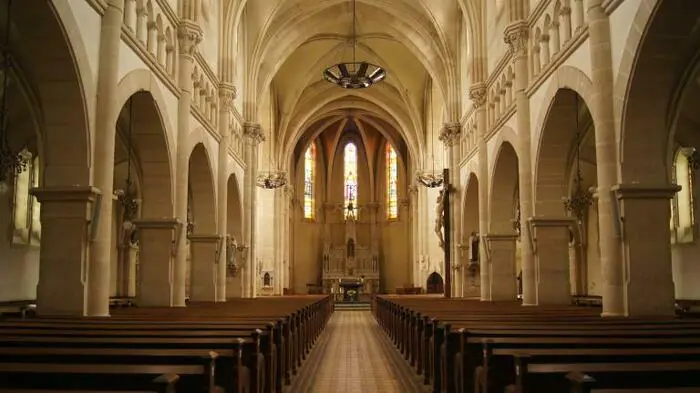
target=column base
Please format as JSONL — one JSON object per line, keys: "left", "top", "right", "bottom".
{"left": 133, "top": 218, "right": 180, "bottom": 307}
{"left": 528, "top": 216, "right": 575, "bottom": 305}
{"left": 484, "top": 234, "right": 518, "bottom": 301}
{"left": 188, "top": 234, "right": 222, "bottom": 302}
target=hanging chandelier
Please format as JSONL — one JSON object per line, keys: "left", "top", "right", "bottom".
{"left": 562, "top": 94, "right": 593, "bottom": 221}
{"left": 323, "top": 0, "right": 386, "bottom": 89}
{"left": 0, "top": 0, "right": 26, "bottom": 187}
{"left": 115, "top": 96, "right": 140, "bottom": 229}
{"left": 256, "top": 108, "right": 287, "bottom": 189}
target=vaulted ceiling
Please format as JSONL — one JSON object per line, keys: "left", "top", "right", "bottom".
{"left": 223, "top": 0, "right": 479, "bottom": 169}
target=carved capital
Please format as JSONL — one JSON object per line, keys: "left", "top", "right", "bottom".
{"left": 219, "top": 83, "right": 237, "bottom": 110}
{"left": 504, "top": 21, "right": 529, "bottom": 55}
{"left": 177, "top": 21, "right": 203, "bottom": 57}
{"left": 438, "top": 122, "right": 461, "bottom": 147}
{"left": 243, "top": 122, "right": 264, "bottom": 144}
{"left": 468, "top": 83, "right": 487, "bottom": 108}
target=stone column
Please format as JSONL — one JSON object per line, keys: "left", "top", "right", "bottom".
{"left": 121, "top": 244, "right": 139, "bottom": 297}
{"left": 613, "top": 184, "right": 679, "bottom": 316}
{"left": 173, "top": 21, "right": 203, "bottom": 307}
{"left": 469, "top": 84, "right": 490, "bottom": 301}
{"left": 87, "top": 0, "right": 125, "bottom": 317}
{"left": 30, "top": 187, "right": 100, "bottom": 316}
{"left": 484, "top": 234, "right": 518, "bottom": 301}
{"left": 216, "top": 83, "right": 236, "bottom": 301}
{"left": 505, "top": 22, "right": 536, "bottom": 306}
{"left": 439, "top": 122, "right": 462, "bottom": 297}
{"left": 133, "top": 218, "right": 179, "bottom": 307}
{"left": 528, "top": 217, "right": 575, "bottom": 305}
{"left": 274, "top": 188, "right": 284, "bottom": 295}
{"left": 243, "top": 122, "right": 263, "bottom": 297}
{"left": 586, "top": 0, "right": 624, "bottom": 316}
{"left": 409, "top": 185, "right": 420, "bottom": 286}
{"left": 189, "top": 234, "right": 222, "bottom": 301}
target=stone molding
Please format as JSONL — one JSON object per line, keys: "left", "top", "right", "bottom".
{"left": 30, "top": 186, "right": 101, "bottom": 204}
{"left": 484, "top": 233, "right": 519, "bottom": 242}
{"left": 188, "top": 234, "right": 223, "bottom": 243}
{"left": 133, "top": 218, "right": 181, "bottom": 229}
{"left": 527, "top": 216, "right": 576, "bottom": 227}
{"left": 468, "top": 83, "right": 487, "bottom": 108}
{"left": 177, "top": 21, "right": 203, "bottom": 57}
{"left": 504, "top": 21, "right": 529, "bottom": 55}
{"left": 612, "top": 184, "right": 681, "bottom": 200}
{"left": 219, "top": 83, "right": 237, "bottom": 110}
{"left": 243, "top": 122, "right": 264, "bottom": 144}
{"left": 438, "top": 122, "right": 461, "bottom": 147}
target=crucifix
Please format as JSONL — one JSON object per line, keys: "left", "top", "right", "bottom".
{"left": 433, "top": 168, "right": 452, "bottom": 298}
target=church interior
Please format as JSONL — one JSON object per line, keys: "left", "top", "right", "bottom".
{"left": 1, "top": 0, "right": 700, "bottom": 391}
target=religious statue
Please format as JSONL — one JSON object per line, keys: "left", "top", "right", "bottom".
{"left": 226, "top": 235, "right": 238, "bottom": 276}
{"left": 434, "top": 188, "right": 446, "bottom": 250}
{"left": 469, "top": 232, "right": 479, "bottom": 262}
{"left": 347, "top": 239, "right": 355, "bottom": 259}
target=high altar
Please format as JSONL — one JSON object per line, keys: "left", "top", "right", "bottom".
{"left": 321, "top": 201, "right": 380, "bottom": 301}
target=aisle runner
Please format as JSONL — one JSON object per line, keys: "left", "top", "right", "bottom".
{"left": 290, "top": 311, "right": 424, "bottom": 393}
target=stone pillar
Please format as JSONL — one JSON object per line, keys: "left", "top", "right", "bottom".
{"left": 188, "top": 234, "right": 222, "bottom": 302}
{"left": 217, "top": 83, "right": 236, "bottom": 301}
{"left": 528, "top": 217, "right": 574, "bottom": 305}
{"left": 87, "top": 0, "right": 125, "bottom": 317}
{"left": 119, "top": 244, "right": 139, "bottom": 297}
{"left": 484, "top": 234, "right": 518, "bottom": 301}
{"left": 439, "top": 122, "right": 462, "bottom": 297}
{"left": 586, "top": 0, "right": 624, "bottom": 316}
{"left": 30, "top": 187, "right": 100, "bottom": 316}
{"left": 613, "top": 184, "right": 679, "bottom": 316}
{"left": 469, "top": 84, "right": 489, "bottom": 301}
{"left": 274, "top": 188, "right": 284, "bottom": 295}
{"left": 133, "top": 218, "right": 179, "bottom": 307}
{"left": 173, "top": 21, "right": 203, "bottom": 307}
{"left": 243, "top": 122, "right": 263, "bottom": 297}
{"left": 505, "top": 22, "right": 536, "bottom": 306}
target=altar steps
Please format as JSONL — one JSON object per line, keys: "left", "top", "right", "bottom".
{"left": 333, "top": 302, "right": 372, "bottom": 311}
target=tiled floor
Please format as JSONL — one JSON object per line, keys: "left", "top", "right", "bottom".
{"left": 290, "top": 310, "right": 424, "bottom": 393}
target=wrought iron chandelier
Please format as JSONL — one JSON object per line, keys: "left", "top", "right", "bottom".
{"left": 256, "top": 106, "right": 287, "bottom": 189}
{"left": 323, "top": 0, "right": 386, "bottom": 89}
{"left": 562, "top": 94, "right": 593, "bottom": 221}
{"left": 0, "top": 0, "right": 26, "bottom": 187}
{"left": 115, "top": 96, "right": 139, "bottom": 229}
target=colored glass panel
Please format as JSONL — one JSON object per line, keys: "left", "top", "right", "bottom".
{"left": 344, "top": 143, "right": 358, "bottom": 218}
{"left": 304, "top": 143, "right": 315, "bottom": 218}
{"left": 386, "top": 143, "right": 398, "bottom": 219}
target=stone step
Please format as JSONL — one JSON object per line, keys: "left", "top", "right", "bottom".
{"left": 333, "top": 302, "right": 372, "bottom": 311}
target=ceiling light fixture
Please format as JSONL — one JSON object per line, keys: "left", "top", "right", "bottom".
{"left": 323, "top": 0, "right": 386, "bottom": 89}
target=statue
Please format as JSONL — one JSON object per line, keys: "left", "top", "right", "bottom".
{"left": 469, "top": 232, "right": 479, "bottom": 262}
{"left": 227, "top": 235, "right": 238, "bottom": 276}
{"left": 435, "top": 188, "right": 446, "bottom": 250}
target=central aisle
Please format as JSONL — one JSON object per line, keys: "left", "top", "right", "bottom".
{"left": 290, "top": 310, "right": 424, "bottom": 393}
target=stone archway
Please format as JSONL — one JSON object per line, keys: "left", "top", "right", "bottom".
{"left": 187, "top": 143, "right": 218, "bottom": 301}
{"left": 426, "top": 271, "right": 444, "bottom": 294}
{"left": 461, "top": 173, "right": 480, "bottom": 297}
{"left": 114, "top": 91, "right": 174, "bottom": 308}
{"left": 533, "top": 88, "right": 597, "bottom": 304}
{"left": 4, "top": 1, "right": 94, "bottom": 315}
{"left": 487, "top": 141, "right": 519, "bottom": 301}
{"left": 226, "top": 173, "right": 244, "bottom": 298}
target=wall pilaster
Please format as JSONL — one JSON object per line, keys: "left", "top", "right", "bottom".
{"left": 216, "top": 83, "right": 236, "bottom": 301}
{"left": 173, "top": 20, "right": 203, "bottom": 307}
{"left": 505, "top": 21, "right": 536, "bottom": 306}
{"left": 586, "top": 0, "right": 624, "bottom": 316}
{"left": 88, "top": 0, "right": 126, "bottom": 317}
{"left": 243, "top": 122, "right": 263, "bottom": 297}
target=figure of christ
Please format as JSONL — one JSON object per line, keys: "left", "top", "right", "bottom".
{"left": 434, "top": 188, "right": 446, "bottom": 250}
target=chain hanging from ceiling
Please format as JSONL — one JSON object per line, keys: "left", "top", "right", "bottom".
{"left": 115, "top": 97, "right": 139, "bottom": 232}
{"left": 562, "top": 94, "right": 594, "bottom": 221}
{"left": 323, "top": 0, "right": 386, "bottom": 89}
{"left": 256, "top": 100, "right": 287, "bottom": 189}
{"left": 0, "top": 0, "right": 27, "bottom": 186}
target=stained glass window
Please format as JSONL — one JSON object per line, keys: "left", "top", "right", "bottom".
{"left": 344, "top": 142, "right": 358, "bottom": 219}
{"left": 303, "top": 143, "right": 316, "bottom": 219}
{"left": 672, "top": 148, "right": 695, "bottom": 243}
{"left": 386, "top": 143, "right": 398, "bottom": 219}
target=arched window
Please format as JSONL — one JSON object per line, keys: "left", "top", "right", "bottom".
{"left": 672, "top": 147, "right": 695, "bottom": 243}
{"left": 344, "top": 142, "right": 358, "bottom": 219}
{"left": 386, "top": 142, "right": 398, "bottom": 219}
{"left": 303, "top": 143, "right": 316, "bottom": 219}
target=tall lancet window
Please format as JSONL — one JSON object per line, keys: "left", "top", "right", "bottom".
{"left": 386, "top": 143, "right": 398, "bottom": 219}
{"left": 344, "top": 142, "right": 358, "bottom": 218}
{"left": 303, "top": 142, "right": 316, "bottom": 219}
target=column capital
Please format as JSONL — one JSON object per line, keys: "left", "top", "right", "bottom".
{"left": 219, "top": 83, "right": 237, "bottom": 110}
{"left": 177, "top": 21, "right": 203, "bottom": 57}
{"left": 504, "top": 21, "right": 529, "bottom": 55}
{"left": 612, "top": 183, "right": 681, "bottom": 200}
{"left": 468, "top": 83, "right": 487, "bottom": 108}
{"left": 188, "top": 234, "right": 223, "bottom": 243}
{"left": 243, "top": 122, "right": 265, "bottom": 144}
{"left": 438, "top": 122, "right": 461, "bottom": 147}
